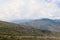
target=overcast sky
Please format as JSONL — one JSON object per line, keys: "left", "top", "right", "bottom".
{"left": 0, "top": 0, "right": 60, "bottom": 21}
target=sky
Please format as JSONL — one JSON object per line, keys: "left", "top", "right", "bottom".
{"left": 0, "top": 0, "right": 60, "bottom": 21}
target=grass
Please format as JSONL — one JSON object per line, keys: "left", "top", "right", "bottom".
{"left": 0, "top": 35, "right": 60, "bottom": 40}
{"left": 0, "top": 21, "right": 60, "bottom": 40}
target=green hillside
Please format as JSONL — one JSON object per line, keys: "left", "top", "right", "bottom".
{"left": 0, "top": 21, "right": 60, "bottom": 40}
{"left": 0, "top": 21, "right": 51, "bottom": 36}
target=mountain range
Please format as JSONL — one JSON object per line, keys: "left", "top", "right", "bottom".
{"left": 0, "top": 20, "right": 53, "bottom": 36}
{"left": 13, "top": 18, "right": 60, "bottom": 32}
{"left": 0, "top": 18, "right": 60, "bottom": 40}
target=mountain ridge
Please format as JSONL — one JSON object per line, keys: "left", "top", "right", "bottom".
{"left": 12, "top": 18, "right": 60, "bottom": 32}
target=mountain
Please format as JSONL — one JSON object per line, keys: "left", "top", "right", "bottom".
{"left": 0, "top": 21, "right": 53, "bottom": 36}
{"left": 0, "top": 20, "right": 60, "bottom": 40}
{"left": 14, "top": 18, "right": 60, "bottom": 32}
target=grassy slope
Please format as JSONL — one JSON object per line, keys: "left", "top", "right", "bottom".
{"left": 0, "top": 21, "right": 60, "bottom": 40}
{"left": 0, "top": 21, "right": 51, "bottom": 36}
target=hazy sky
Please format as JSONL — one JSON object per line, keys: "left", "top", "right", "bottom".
{"left": 0, "top": 0, "right": 60, "bottom": 21}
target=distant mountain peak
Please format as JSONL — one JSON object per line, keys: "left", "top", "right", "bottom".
{"left": 41, "top": 18, "right": 52, "bottom": 20}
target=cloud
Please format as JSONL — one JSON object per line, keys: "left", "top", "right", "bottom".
{"left": 55, "top": 1, "right": 60, "bottom": 8}
{"left": 44, "top": 0, "right": 52, "bottom": 3}
{"left": 0, "top": 0, "right": 60, "bottom": 21}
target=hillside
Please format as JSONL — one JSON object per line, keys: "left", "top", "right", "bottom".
{"left": 0, "top": 21, "right": 53, "bottom": 36}
{"left": 0, "top": 21, "right": 60, "bottom": 40}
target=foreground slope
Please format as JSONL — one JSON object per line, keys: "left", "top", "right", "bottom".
{"left": 0, "top": 21, "right": 53, "bottom": 36}
{"left": 0, "top": 21, "right": 60, "bottom": 40}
